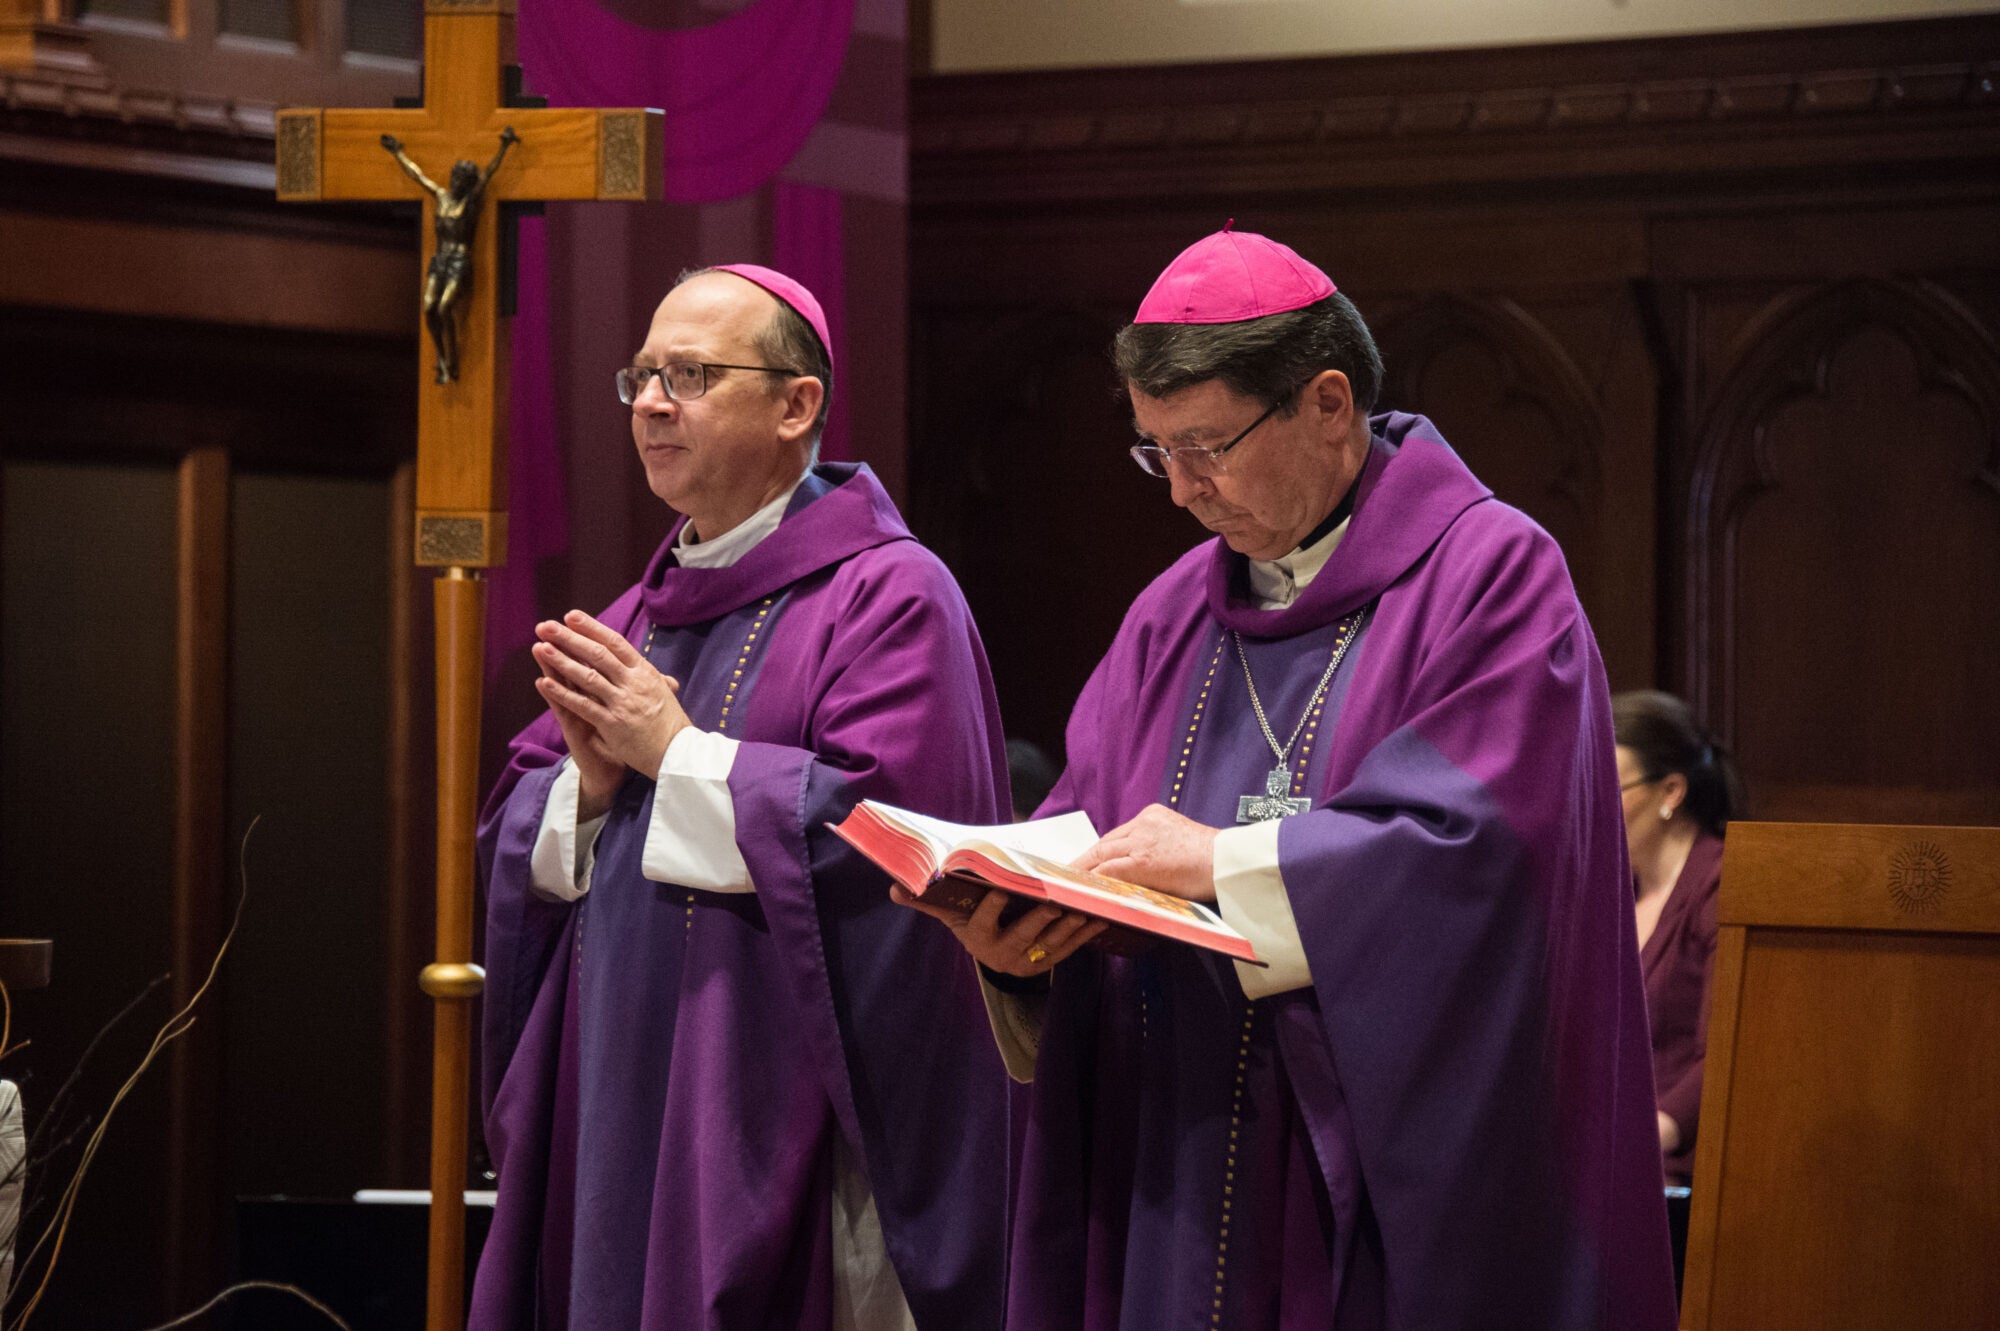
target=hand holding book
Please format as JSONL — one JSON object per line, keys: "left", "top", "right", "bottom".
{"left": 892, "top": 884, "right": 1106, "bottom": 978}
{"left": 831, "top": 800, "right": 1262, "bottom": 967}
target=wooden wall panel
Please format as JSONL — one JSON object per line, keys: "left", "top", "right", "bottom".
{"left": 213, "top": 471, "right": 399, "bottom": 1315}
{"left": 907, "top": 300, "right": 1177, "bottom": 755}
{"left": 1686, "top": 278, "right": 2000, "bottom": 826}
{"left": 0, "top": 460, "right": 179, "bottom": 1329}
{"left": 911, "top": 14, "right": 2000, "bottom": 823}
{"left": 1374, "top": 293, "right": 1631, "bottom": 667}
{"left": 0, "top": 244, "right": 415, "bottom": 1320}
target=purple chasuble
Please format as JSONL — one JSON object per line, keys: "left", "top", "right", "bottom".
{"left": 1011, "top": 417, "right": 1678, "bottom": 1330}
{"left": 473, "top": 464, "right": 1014, "bottom": 1330}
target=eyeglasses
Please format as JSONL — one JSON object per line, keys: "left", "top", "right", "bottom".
{"left": 1618, "top": 776, "right": 1658, "bottom": 792}
{"left": 1129, "top": 385, "right": 1301, "bottom": 480}
{"left": 616, "top": 361, "right": 801, "bottom": 405}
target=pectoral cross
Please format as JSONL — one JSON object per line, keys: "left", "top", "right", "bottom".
{"left": 275, "top": 5, "right": 661, "bottom": 1329}
{"left": 1238, "top": 766, "right": 1311, "bottom": 823}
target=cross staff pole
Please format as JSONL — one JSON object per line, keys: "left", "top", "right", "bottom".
{"left": 277, "top": 4, "right": 660, "bottom": 1324}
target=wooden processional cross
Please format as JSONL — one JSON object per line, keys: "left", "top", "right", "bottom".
{"left": 275, "top": 3, "right": 661, "bottom": 1325}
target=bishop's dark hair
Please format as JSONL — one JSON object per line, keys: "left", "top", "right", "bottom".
{"left": 675, "top": 266, "right": 834, "bottom": 442}
{"left": 1111, "top": 292, "right": 1385, "bottom": 416}
{"left": 1612, "top": 691, "right": 1746, "bottom": 839}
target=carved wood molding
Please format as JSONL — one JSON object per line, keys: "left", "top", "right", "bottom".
{"left": 0, "top": 10, "right": 107, "bottom": 90}
{"left": 915, "top": 16, "right": 2000, "bottom": 205}
{"left": 2, "top": 69, "right": 275, "bottom": 133}
{"left": 1, "top": 70, "right": 277, "bottom": 182}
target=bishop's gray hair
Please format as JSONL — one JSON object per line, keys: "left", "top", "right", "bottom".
{"left": 675, "top": 266, "right": 833, "bottom": 447}
{"left": 1112, "top": 292, "right": 1384, "bottom": 417}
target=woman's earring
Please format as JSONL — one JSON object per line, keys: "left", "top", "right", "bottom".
{"left": 1660, "top": 806, "right": 1673, "bottom": 821}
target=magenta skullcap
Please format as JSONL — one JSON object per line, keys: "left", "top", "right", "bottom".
{"left": 712, "top": 263, "right": 833, "bottom": 376}
{"left": 1133, "top": 221, "right": 1337, "bottom": 325}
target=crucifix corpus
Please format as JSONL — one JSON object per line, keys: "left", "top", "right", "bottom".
{"left": 275, "top": 3, "right": 661, "bottom": 1326}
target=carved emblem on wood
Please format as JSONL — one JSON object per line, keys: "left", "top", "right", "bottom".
{"left": 418, "top": 515, "right": 489, "bottom": 564}
{"left": 599, "top": 111, "right": 646, "bottom": 199}
{"left": 1887, "top": 840, "right": 1952, "bottom": 915}
{"left": 276, "top": 112, "right": 320, "bottom": 200}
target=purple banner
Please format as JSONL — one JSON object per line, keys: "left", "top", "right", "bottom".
{"left": 493, "top": 0, "right": 866, "bottom": 678}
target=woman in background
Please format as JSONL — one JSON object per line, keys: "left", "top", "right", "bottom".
{"left": 1614, "top": 691, "right": 1745, "bottom": 1184}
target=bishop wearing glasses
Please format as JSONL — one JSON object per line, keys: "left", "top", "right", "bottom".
{"left": 473, "top": 266, "right": 1013, "bottom": 1330}
{"left": 906, "top": 228, "right": 1680, "bottom": 1329}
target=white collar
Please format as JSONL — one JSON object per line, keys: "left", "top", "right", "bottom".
{"left": 1246, "top": 515, "right": 1350, "bottom": 610}
{"left": 673, "top": 471, "right": 810, "bottom": 569}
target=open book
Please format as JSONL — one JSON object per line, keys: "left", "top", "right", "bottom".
{"left": 831, "top": 800, "right": 1262, "bottom": 965}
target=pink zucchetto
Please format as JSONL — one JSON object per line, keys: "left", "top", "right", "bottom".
{"left": 713, "top": 263, "right": 833, "bottom": 375}
{"left": 1132, "top": 221, "right": 1337, "bottom": 325}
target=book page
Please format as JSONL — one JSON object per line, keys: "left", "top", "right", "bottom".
{"left": 859, "top": 804, "right": 957, "bottom": 864}
{"left": 876, "top": 805, "right": 1100, "bottom": 865}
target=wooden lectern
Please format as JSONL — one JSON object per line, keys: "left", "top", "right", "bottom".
{"left": 1679, "top": 822, "right": 2000, "bottom": 1330}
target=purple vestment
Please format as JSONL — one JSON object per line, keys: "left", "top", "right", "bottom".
{"left": 473, "top": 464, "right": 1014, "bottom": 1329}
{"left": 1012, "top": 417, "right": 1678, "bottom": 1329}
{"left": 1642, "top": 831, "right": 1722, "bottom": 1185}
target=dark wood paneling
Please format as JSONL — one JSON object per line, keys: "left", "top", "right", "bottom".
{"left": 223, "top": 472, "right": 393, "bottom": 1202}
{"left": 1, "top": 294, "right": 414, "bottom": 1318}
{"left": 1375, "top": 293, "right": 1637, "bottom": 669}
{"left": 1686, "top": 278, "right": 2000, "bottom": 826}
{"left": 1, "top": 460, "right": 179, "bottom": 1327}
{"left": 0, "top": 305, "right": 413, "bottom": 475}
{"left": 907, "top": 300, "right": 1182, "bottom": 756}
{"left": 911, "top": 14, "right": 2000, "bottom": 817}
{"left": 164, "top": 443, "right": 229, "bottom": 1312}
{"left": 0, "top": 161, "right": 415, "bottom": 338}
{"left": 913, "top": 16, "right": 2000, "bottom": 209}
{"left": 383, "top": 460, "right": 434, "bottom": 1186}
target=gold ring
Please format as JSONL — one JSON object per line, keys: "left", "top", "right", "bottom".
{"left": 1026, "top": 945, "right": 1049, "bottom": 965}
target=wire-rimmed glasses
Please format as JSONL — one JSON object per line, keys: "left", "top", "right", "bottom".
{"left": 1128, "top": 385, "right": 1301, "bottom": 480}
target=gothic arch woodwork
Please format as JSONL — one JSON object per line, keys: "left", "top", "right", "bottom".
{"left": 1376, "top": 293, "right": 1604, "bottom": 596}
{"left": 913, "top": 15, "right": 2000, "bottom": 826}
{"left": 1686, "top": 277, "right": 2000, "bottom": 821}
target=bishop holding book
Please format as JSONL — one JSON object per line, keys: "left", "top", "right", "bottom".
{"left": 906, "top": 227, "right": 1681, "bottom": 1329}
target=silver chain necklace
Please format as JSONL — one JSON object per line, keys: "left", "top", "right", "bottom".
{"left": 1232, "top": 608, "right": 1367, "bottom": 822}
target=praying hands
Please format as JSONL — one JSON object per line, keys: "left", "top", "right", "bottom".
{"left": 531, "top": 610, "right": 690, "bottom": 820}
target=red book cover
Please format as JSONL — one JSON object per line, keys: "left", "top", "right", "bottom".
{"left": 830, "top": 800, "right": 1263, "bottom": 966}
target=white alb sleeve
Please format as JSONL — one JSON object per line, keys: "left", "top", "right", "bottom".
{"left": 640, "top": 727, "right": 753, "bottom": 893}
{"left": 529, "top": 759, "right": 607, "bottom": 902}
{"left": 1212, "top": 819, "right": 1316, "bottom": 999}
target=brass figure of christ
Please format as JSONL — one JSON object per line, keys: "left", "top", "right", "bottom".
{"left": 379, "top": 126, "right": 519, "bottom": 384}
